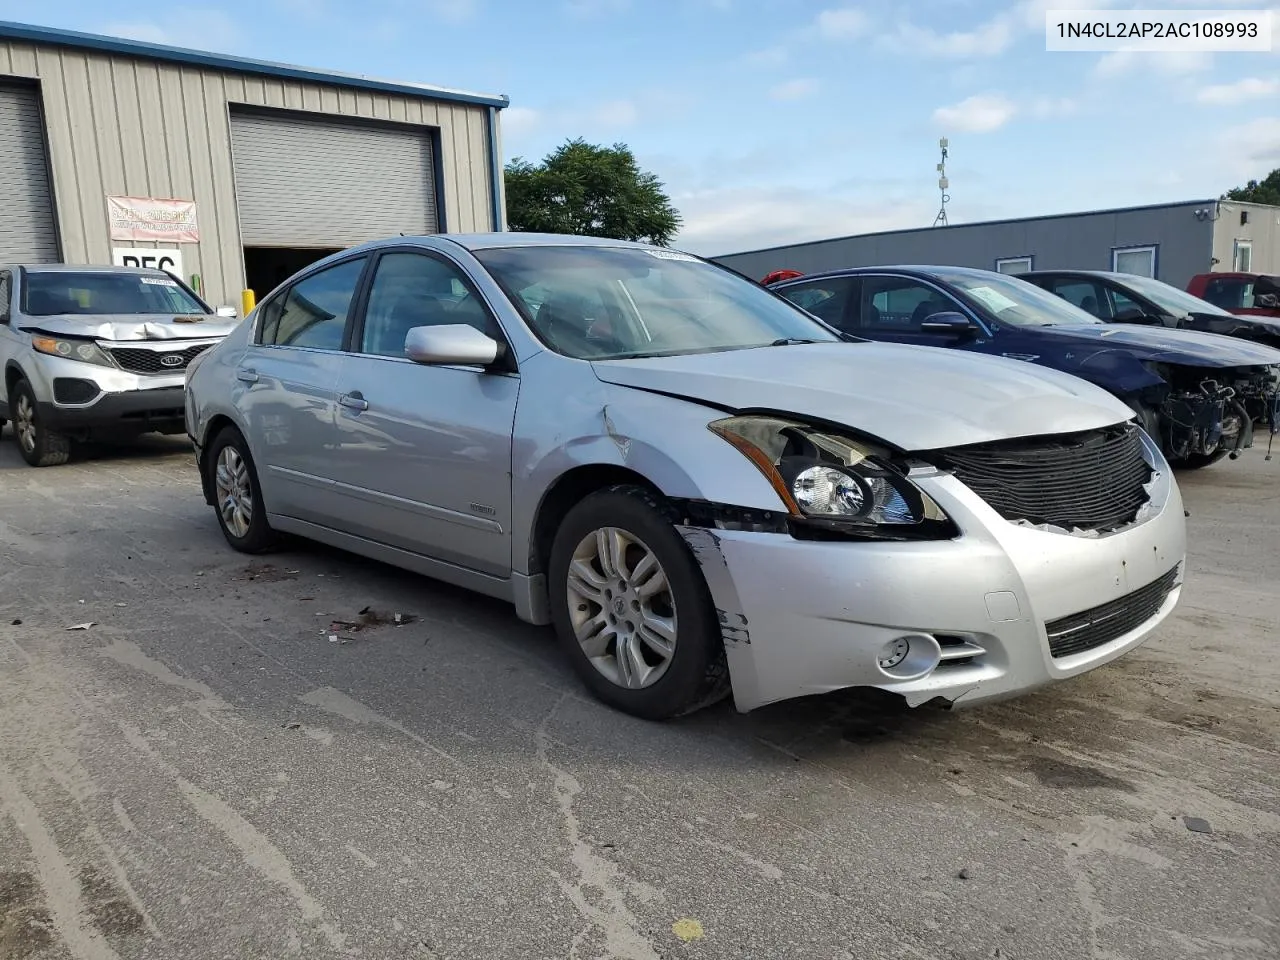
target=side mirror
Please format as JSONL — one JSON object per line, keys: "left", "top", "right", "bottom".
{"left": 405, "top": 324, "right": 500, "bottom": 367}
{"left": 919, "top": 312, "right": 977, "bottom": 336}
{"left": 215, "top": 306, "right": 238, "bottom": 318}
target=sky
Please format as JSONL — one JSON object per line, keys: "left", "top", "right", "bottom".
{"left": 0, "top": 0, "right": 1277, "bottom": 255}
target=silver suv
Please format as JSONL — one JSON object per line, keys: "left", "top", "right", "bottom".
{"left": 0, "top": 264, "right": 239, "bottom": 466}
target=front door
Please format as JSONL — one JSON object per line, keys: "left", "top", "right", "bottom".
{"left": 856, "top": 275, "right": 989, "bottom": 352}
{"left": 326, "top": 250, "right": 519, "bottom": 578}
{"left": 235, "top": 255, "right": 368, "bottom": 524}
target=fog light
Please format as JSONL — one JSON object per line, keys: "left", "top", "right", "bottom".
{"left": 875, "top": 633, "right": 942, "bottom": 681}
{"left": 878, "top": 637, "right": 910, "bottom": 669}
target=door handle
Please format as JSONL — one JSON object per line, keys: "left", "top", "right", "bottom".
{"left": 338, "top": 391, "right": 369, "bottom": 412}
{"left": 236, "top": 368, "right": 259, "bottom": 383}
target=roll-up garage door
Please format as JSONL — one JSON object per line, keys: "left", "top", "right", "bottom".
{"left": 230, "top": 110, "right": 439, "bottom": 247}
{"left": 0, "top": 83, "right": 59, "bottom": 263}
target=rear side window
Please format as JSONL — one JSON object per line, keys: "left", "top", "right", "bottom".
{"left": 260, "top": 258, "right": 366, "bottom": 350}
{"left": 0, "top": 272, "right": 10, "bottom": 319}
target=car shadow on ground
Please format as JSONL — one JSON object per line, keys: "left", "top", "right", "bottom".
{"left": 0, "top": 427, "right": 194, "bottom": 470}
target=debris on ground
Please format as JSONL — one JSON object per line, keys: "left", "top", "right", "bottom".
{"left": 283, "top": 722, "right": 302, "bottom": 730}
{"left": 1184, "top": 816, "right": 1213, "bottom": 834}
{"left": 957, "top": 868, "right": 974, "bottom": 880}
{"left": 10, "top": 619, "right": 21, "bottom": 626}
{"left": 234, "top": 563, "right": 298, "bottom": 583}
{"left": 330, "top": 608, "right": 419, "bottom": 636}
{"left": 66, "top": 622, "right": 96, "bottom": 631}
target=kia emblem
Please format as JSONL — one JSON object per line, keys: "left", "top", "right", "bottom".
{"left": 160, "top": 354, "right": 185, "bottom": 368}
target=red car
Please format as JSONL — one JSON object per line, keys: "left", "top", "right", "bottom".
{"left": 1187, "top": 272, "right": 1280, "bottom": 319}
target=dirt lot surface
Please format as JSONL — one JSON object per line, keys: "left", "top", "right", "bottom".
{"left": 0, "top": 434, "right": 1276, "bottom": 960}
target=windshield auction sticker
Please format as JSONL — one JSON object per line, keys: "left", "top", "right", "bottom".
{"left": 1045, "top": 9, "right": 1272, "bottom": 51}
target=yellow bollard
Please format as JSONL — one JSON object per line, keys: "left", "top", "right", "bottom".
{"left": 241, "top": 289, "right": 256, "bottom": 317}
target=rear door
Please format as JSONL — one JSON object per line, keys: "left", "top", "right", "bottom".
{"left": 325, "top": 249, "right": 520, "bottom": 577}
{"left": 235, "top": 255, "right": 370, "bottom": 524}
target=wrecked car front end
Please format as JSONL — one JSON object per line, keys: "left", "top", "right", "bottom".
{"left": 1141, "top": 362, "right": 1280, "bottom": 461}
{"left": 677, "top": 418, "right": 1184, "bottom": 713}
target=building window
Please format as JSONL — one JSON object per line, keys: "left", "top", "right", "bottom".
{"left": 995, "top": 256, "right": 1033, "bottom": 275}
{"left": 1112, "top": 245, "right": 1157, "bottom": 278}
{"left": 1234, "top": 240, "right": 1253, "bottom": 272}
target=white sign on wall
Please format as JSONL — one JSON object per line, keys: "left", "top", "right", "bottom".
{"left": 112, "top": 247, "right": 185, "bottom": 278}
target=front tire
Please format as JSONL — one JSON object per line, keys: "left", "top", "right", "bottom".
{"left": 548, "top": 484, "right": 729, "bottom": 720}
{"left": 206, "top": 427, "right": 277, "bottom": 553}
{"left": 10, "top": 379, "right": 70, "bottom": 467}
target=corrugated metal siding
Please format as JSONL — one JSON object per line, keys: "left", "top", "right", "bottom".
{"left": 715, "top": 203, "right": 1218, "bottom": 289}
{"left": 0, "top": 81, "right": 58, "bottom": 262}
{"left": 230, "top": 110, "right": 438, "bottom": 247}
{"left": 0, "top": 40, "right": 499, "bottom": 308}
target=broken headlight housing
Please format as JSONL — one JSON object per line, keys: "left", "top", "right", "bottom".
{"left": 709, "top": 415, "right": 957, "bottom": 541}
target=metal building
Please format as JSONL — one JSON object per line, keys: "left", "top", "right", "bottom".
{"left": 0, "top": 20, "right": 508, "bottom": 309}
{"left": 715, "top": 200, "right": 1280, "bottom": 290}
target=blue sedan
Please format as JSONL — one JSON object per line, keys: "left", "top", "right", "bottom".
{"left": 768, "top": 265, "right": 1280, "bottom": 469}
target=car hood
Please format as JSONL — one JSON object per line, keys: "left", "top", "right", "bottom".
{"left": 591, "top": 341, "right": 1136, "bottom": 452}
{"left": 20, "top": 313, "right": 239, "bottom": 341}
{"left": 1186, "top": 311, "right": 1280, "bottom": 339}
{"left": 1041, "top": 322, "right": 1280, "bottom": 366}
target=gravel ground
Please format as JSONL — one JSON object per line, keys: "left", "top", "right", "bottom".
{"left": 0, "top": 432, "right": 1276, "bottom": 960}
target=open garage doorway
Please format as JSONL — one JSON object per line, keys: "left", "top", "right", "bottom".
{"left": 244, "top": 247, "right": 341, "bottom": 300}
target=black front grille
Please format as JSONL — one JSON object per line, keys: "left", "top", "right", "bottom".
{"left": 1045, "top": 566, "right": 1180, "bottom": 659}
{"left": 941, "top": 424, "right": 1152, "bottom": 532}
{"left": 107, "top": 343, "right": 211, "bottom": 375}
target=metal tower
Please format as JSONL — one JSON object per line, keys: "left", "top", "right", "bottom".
{"left": 933, "top": 137, "right": 950, "bottom": 227}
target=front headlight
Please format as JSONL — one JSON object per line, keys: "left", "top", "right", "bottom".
{"left": 31, "top": 336, "right": 115, "bottom": 368}
{"left": 708, "top": 415, "right": 955, "bottom": 540}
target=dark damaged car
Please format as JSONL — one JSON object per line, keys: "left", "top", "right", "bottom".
{"left": 1021, "top": 269, "right": 1280, "bottom": 348}
{"left": 768, "top": 266, "right": 1280, "bottom": 469}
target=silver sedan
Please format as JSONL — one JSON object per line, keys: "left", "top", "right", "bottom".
{"left": 185, "top": 234, "right": 1187, "bottom": 719}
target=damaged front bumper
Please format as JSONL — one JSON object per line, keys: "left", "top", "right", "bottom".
{"left": 679, "top": 435, "right": 1186, "bottom": 713}
{"left": 1159, "top": 368, "right": 1280, "bottom": 460}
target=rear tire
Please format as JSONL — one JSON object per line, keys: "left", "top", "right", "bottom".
{"left": 10, "top": 379, "right": 70, "bottom": 467}
{"left": 548, "top": 484, "right": 729, "bottom": 720}
{"left": 205, "top": 426, "right": 277, "bottom": 553}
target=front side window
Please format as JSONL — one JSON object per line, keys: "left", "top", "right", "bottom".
{"left": 862, "top": 277, "right": 964, "bottom": 331}
{"left": 21, "top": 271, "right": 209, "bottom": 317}
{"left": 1049, "top": 280, "right": 1107, "bottom": 318}
{"left": 261, "top": 257, "right": 366, "bottom": 351}
{"left": 360, "top": 252, "right": 499, "bottom": 358}
{"left": 1114, "top": 273, "right": 1234, "bottom": 318}
{"left": 775, "top": 277, "right": 858, "bottom": 332}
{"left": 1112, "top": 245, "right": 1156, "bottom": 278}
{"left": 473, "top": 246, "right": 838, "bottom": 360}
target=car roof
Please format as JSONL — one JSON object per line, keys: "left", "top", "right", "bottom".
{"left": 1021, "top": 269, "right": 1142, "bottom": 281}
{"left": 774, "top": 264, "right": 1003, "bottom": 284}
{"left": 5, "top": 263, "right": 178, "bottom": 277}
{"left": 425, "top": 232, "right": 664, "bottom": 252}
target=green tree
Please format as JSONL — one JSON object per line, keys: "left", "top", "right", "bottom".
{"left": 1223, "top": 167, "right": 1280, "bottom": 206}
{"left": 504, "top": 138, "right": 682, "bottom": 246}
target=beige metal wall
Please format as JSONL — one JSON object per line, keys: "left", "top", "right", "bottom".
{"left": 0, "top": 40, "right": 499, "bottom": 309}
{"left": 1213, "top": 201, "right": 1280, "bottom": 275}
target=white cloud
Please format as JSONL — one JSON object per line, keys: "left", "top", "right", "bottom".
{"left": 879, "top": 0, "right": 1116, "bottom": 60}
{"left": 1094, "top": 49, "right": 1213, "bottom": 77}
{"left": 102, "top": 8, "right": 241, "bottom": 51}
{"left": 769, "top": 77, "right": 820, "bottom": 101}
{"left": 1196, "top": 76, "right": 1280, "bottom": 105}
{"left": 1029, "top": 96, "right": 1079, "bottom": 118}
{"left": 815, "top": 8, "right": 869, "bottom": 39}
{"left": 673, "top": 186, "right": 939, "bottom": 256}
{"left": 1218, "top": 117, "right": 1280, "bottom": 178}
{"left": 501, "top": 106, "right": 541, "bottom": 138}
{"left": 933, "top": 94, "right": 1017, "bottom": 133}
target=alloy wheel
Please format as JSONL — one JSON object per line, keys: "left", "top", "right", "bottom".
{"left": 14, "top": 393, "right": 36, "bottom": 454}
{"left": 215, "top": 446, "right": 253, "bottom": 538}
{"left": 566, "top": 526, "right": 678, "bottom": 689}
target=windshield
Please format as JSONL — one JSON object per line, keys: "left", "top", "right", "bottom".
{"left": 1116, "top": 274, "right": 1234, "bottom": 317}
{"left": 933, "top": 270, "right": 1102, "bottom": 327}
{"left": 472, "top": 245, "right": 841, "bottom": 360}
{"left": 22, "top": 272, "right": 209, "bottom": 317}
